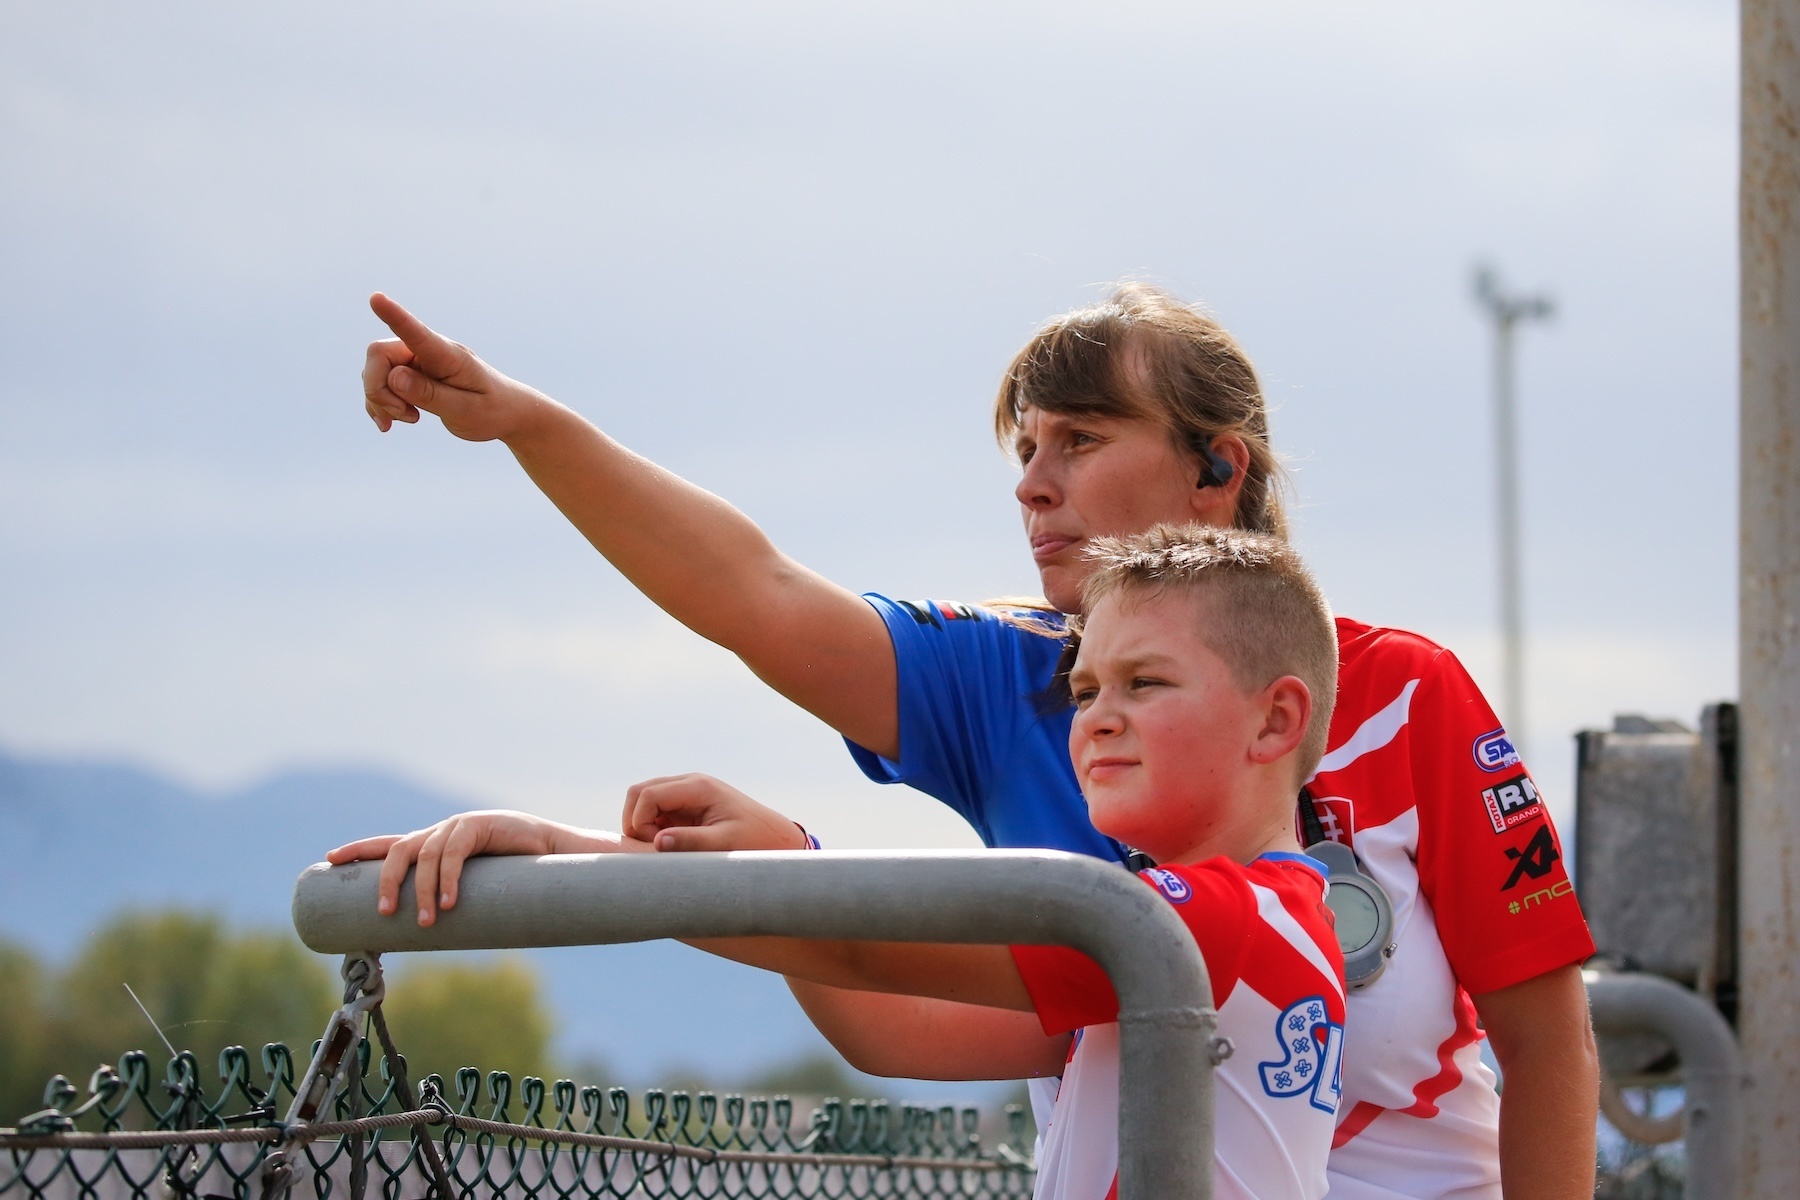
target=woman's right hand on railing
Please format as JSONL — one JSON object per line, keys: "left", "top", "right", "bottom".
{"left": 326, "top": 811, "right": 652, "bottom": 927}
{"left": 622, "top": 773, "right": 811, "bottom": 853}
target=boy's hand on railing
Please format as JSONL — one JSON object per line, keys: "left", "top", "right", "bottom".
{"left": 327, "top": 810, "right": 653, "bottom": 926}
{"left": 362, "top": 293, "right": 558, "bottom": 441}
{"left": 623, "top": 774, "right": 810, "bottom": 853}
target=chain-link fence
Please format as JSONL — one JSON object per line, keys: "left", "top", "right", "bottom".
{"left": 4, "top": 1012, "right": 1731, "bottom": 1199}
{"left": 1, "top": 1042, "right": 1034, "bottom": 1200}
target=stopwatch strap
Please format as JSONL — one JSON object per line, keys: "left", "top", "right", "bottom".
{"left": 1298, "top": 786, "right": 1329, "bottom": 847}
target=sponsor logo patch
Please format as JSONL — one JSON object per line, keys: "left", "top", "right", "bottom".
{"left": 1500, "top": 826, "right": 1561, "bottom": 891}
{"left": 1307, "top": 796, "right": 1355, "bottom": 846}
{"left": 895, "top": 600, "right": 982, "bottom": 627}
{"left": 1508, "top": 878, "right": 1575, "bottom": 915}
{"left": 1473, "top": 728, "right": 1521, "bottom": 773}
{"left": 1259, "top": 997, "right": 1344, "bottom": 1115}
{"left": 1481, "top": 773, "right": 1543, "bottom": 834}
{"left": 1145, "top": 868, "right": 1192, "bottom": 904}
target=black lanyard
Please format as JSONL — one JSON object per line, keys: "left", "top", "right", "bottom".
{"left": 1298, "top": 785, "right": 1330, "bottom": 847}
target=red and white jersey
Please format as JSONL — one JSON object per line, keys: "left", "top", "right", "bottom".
{"left": 1011, "top": 855, "right": 1346, "bottom": 1200}
{"left": 1309, "top": 619, "right": 1596, "bottom": 1200}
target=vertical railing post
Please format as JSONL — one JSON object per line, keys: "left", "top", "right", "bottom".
{"left": 1587, "top": 973, "right": 1743, "bottom": 1200}
{"left": 1739, "top": 1, "right": 1800, "bottom": 1195}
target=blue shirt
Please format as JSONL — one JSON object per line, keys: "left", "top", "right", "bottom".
{"left": 844, "top": 594, "right": 1128, "bottom": 864}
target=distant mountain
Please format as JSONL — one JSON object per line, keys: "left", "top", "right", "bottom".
{"left": 0, "top": 747, "right": 999, "bottom": 1102}
{"left": 0, "top": 753, "right": 462, "bottom": 948}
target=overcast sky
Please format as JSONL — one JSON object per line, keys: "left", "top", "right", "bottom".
{"left": 1, "top": 0, "right": 1737, "bottom": 852}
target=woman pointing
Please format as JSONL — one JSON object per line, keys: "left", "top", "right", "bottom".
{"left": 339, "top": 283, "right": 1598, "bottom": 1200}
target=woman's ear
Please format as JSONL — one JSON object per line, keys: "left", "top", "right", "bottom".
{"left": 1248, "top": 675, "right": 1312, "bottom": 767}
{"left": 1187, "top": 434, "right": 1252, "bottom": 524}
{"left": 1214, "top": 435, "right": 1251, "bottom": 489}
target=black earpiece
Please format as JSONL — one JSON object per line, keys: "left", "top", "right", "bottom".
{"left": 1194, "top": 441, "right": 1236, "bottom": 489}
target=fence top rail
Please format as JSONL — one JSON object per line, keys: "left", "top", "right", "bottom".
{"left": 0, "top": 1106, "right": 1021, "bottom": 1171}
{"left": 292, "top": 849, "right": 1205, "bottom": 1016}
{"left": 292, "top": 849, "right": 1219, "bottom": 1200}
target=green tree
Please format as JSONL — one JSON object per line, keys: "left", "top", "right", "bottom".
{"left": 55, "top": 911, "right": 228, "bottom": 1068}
{"left": 7, "top": 912, "right": 559, "bottom": 1128}
{"left": 40, "top": 911, "right": 337, "bottom": 1113}
{"left": 378, "top": 956, "right": 553, "bottom": 1104}
{"left": 200, "top": 930, "right": 342, "bottom": 1053}
{"left": 0, "top": 939, "right": 51, "bottom": 1121}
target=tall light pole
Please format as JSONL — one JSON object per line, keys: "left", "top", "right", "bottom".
{"left": 1473, "top": 266, "right": 1554, "bottom": 741}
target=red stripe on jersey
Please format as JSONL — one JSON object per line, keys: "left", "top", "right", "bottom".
{"left": 1332, "top": 991, "right": 1483, "bottom": 1145}
{"left": 1399, "top": 989, "right": 1482, "bottom": 1118}
{"left": 1331, "top": 1101, "right": 1385, "bottom": 1149}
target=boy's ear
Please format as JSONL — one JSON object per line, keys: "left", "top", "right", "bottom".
{"left": 1247, "top": 676, "right": 1312, "bottom": 767}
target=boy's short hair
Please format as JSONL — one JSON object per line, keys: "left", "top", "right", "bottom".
{"left": 1079, "top": 524, "right": 1339, "bottom": 781}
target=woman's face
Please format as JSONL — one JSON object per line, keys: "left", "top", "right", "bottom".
{"left": 1012, "top": 407, "right": 1239, "bottom": 612}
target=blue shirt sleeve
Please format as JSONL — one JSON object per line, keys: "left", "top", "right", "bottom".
{"left": 844, "top": 594, "right": 1125, "bottom": 865}
{"left": 846, "top": 595, "right": 1066, "bottom": 837}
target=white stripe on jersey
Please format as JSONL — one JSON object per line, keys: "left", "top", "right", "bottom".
{"left": 1308, "top": 680, "right": 1419, "bottom": 779}
{"left": 1250, "top": 883, "right": 1346, "bottom": 1003}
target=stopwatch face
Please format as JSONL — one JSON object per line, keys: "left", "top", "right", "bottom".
{"left": 1328, "top": 881, "right": 1382, "bottom": 954}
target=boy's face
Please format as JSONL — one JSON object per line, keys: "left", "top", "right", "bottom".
{"left": 1066, "top": 587, "right": 1264, "bottom": 864}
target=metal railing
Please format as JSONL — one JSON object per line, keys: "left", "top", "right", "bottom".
{"left": 291, "top": 849, "right": 1223, "bottom": 1200}
{"left": 3, "top": 865, "right": 1751, "bottom": 1199}
{"left": 1588, "top": 971, "right": 1744, "bottom": 1200}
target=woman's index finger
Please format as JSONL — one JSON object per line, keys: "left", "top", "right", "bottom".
{"left": 368, "top": 292, "right": 468, "bottom": 379}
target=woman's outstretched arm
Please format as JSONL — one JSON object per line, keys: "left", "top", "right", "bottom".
{"left": 361, "top": 293, "right": 900, "bottom": 758}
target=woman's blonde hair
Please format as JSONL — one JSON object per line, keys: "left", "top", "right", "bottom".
{"left": 993, "top": 282, "right": 1287, "bottom": 539}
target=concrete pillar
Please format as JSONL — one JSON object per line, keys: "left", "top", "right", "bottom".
{"left": 1738, "top": 1, "right": 1800, "bottom": 1194}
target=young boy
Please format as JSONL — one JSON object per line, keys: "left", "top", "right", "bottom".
{"left": 335, "top": 525, "right": 1349, "bottom": 1200}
